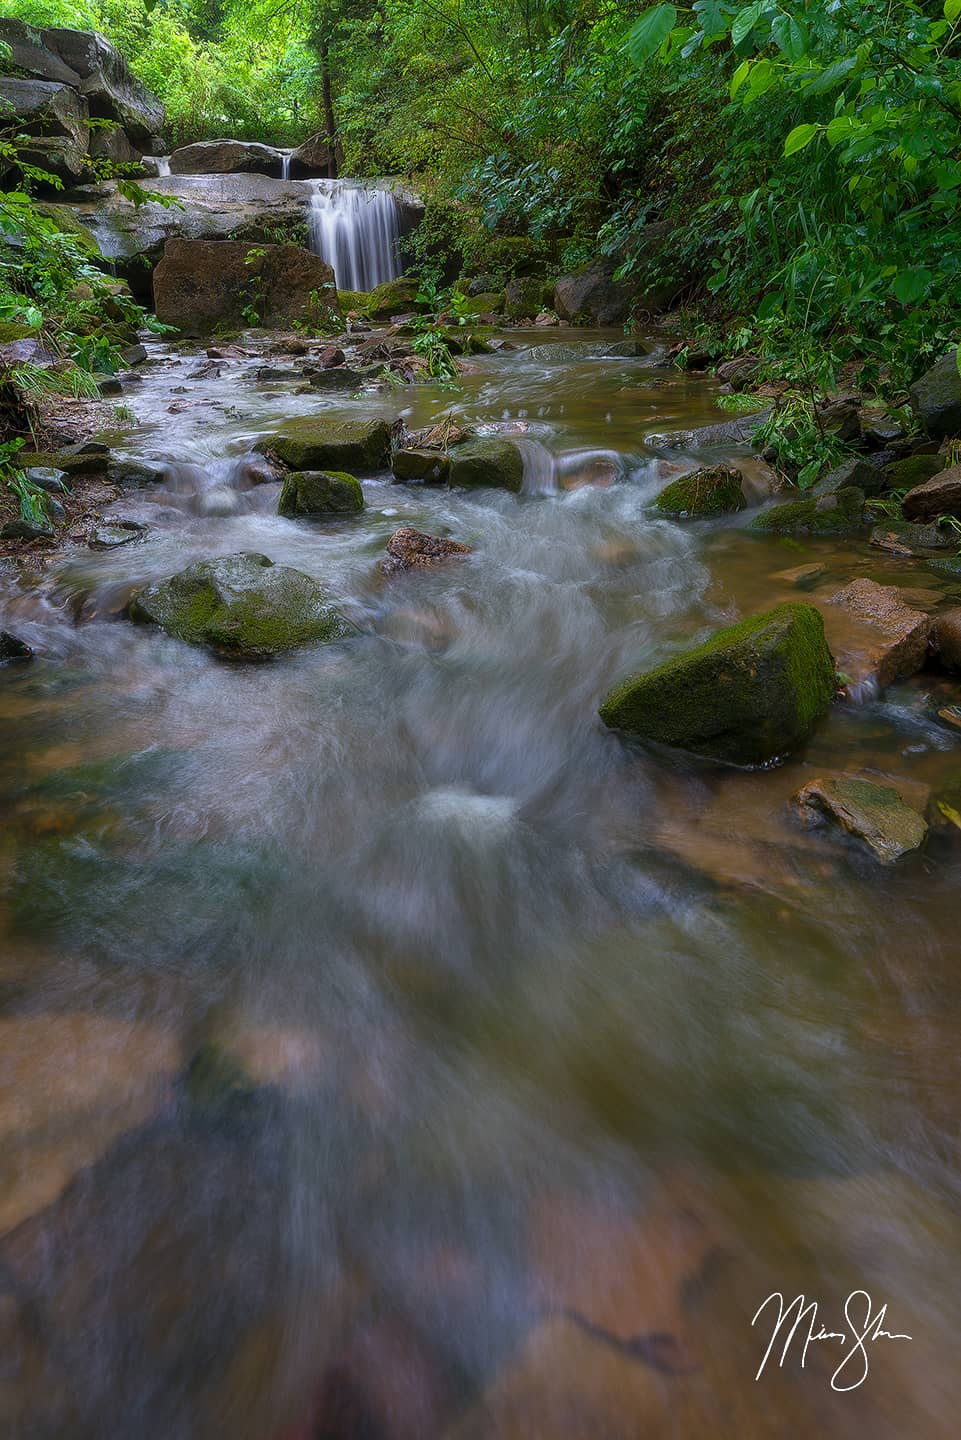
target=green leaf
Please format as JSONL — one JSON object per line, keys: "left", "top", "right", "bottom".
{"left": 825, "top": 115, "right": 859, "bottom": 146}
{"left": 772, "top": 14, "right": 807, "bottom": 61}
{"left": 731, "top": 2, "right": 767, "bottom": 47}
{"left": 946, "top": 0, "right": 961, "bottom": 23}
{"left": 804, "top": 55, "right": 858, "bottom": 96}
{"left": 625, "top": 5, "right": 677, "bottom": 67}
{"left": 893, "top": 269, "right": 933, "bottom": 304}
{"left": 757, "top": 290, "right": 784, "bottom": 320}
{"left": 783, "top": 123, "right": 820, "bottom": 157}
{"left": 730, "top": 59, "right": 751, "bottom": 97}
{"left": 938, "top": 800, "right": 961, "bottom": 830}
{"left": 745, "top": 59, "right": 776, "bottom": 100}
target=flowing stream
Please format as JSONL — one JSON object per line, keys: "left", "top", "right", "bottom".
{"left": 1, "top": 334, "right": 960, "bottom": 1438}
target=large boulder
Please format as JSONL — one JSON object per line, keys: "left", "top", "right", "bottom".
{"left": 278, "top": 470, "right": 364, "bottom": 517}
{"left": 448, "top": 436, "right": 524, "bottom": 492}
{"left": 39, "top": 25, "right": 163, "bottom": 139}
{"left": 169, "top": 140, "right": 284, "bottom": 178}
{"left": 0, "top": 17, "right": 80, "bottom": 83}
{"left": 152, "top": 237, "right": 338, "bottom": 334}
{"left": 750, "top": 486, "right": 865, "bottom": 535}
{"left": 901, "top": 464, "right": 961, "bottom": 522}
{"left": 795, "top": 776, "right": 928, "bottom": 865}
{"left": 129, "top": 552, "right": 352, "bottom": 658}
{"left": 255, "top": 417, "right": 391, "bottom": 474}
{"left": 0, "top": 77, "right": 89, "bottom": 183}
{"left": 504, "top": 276, "right": 550, "bottom": 321}
{"left": 60, "top": 174, "right": 312, "bottom": 296}
{"left": 553, "top": 228, "right": 681, "bottom": 325}
{"left": 366, "top": 278, "right": 423, "bottom": 320}
{"left": 909, "top": 352, "right": 961, "bottom": 439}
{"left": 599, "top": 602, "right": 835, "bottom": 766}
{"left": 287, "top": 132, "right": 338, "bottom": 179}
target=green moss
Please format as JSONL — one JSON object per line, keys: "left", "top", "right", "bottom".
{"left": 881, "top": 454, "right": 944, "bottom": 490}
{"left": 337, "top": 288, "right": 370, "bottom": 314}
{"left": 654, "top": 465, "right": 744, "bottom": 518}
{"left": 130, "top": 551, "right": 353, "bottom": 658}
{"left": 366, "top": 277, "right": 424, "bottom": 319}
{"left": 391, "top": 448, "right": 451, "bottom": 484}
{"left": 469, "top": 291, "right": 505, "bottom": 313}
{"left": 448, "top": 437, "right": 524, "bottom": 492}
{"left": 278, "top": 470, "right": 364, "bottom": 517}
{"left": 599, "top": 602, "right": 835, "bottom": 766}
{"left": 750, "top": 486, "right": 865, "bottom": 535}
{"left": 254, "top": 417, "right": 391, "bottom": 474}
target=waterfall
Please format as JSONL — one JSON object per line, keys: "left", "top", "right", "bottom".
{"left": 306, "top": 180, "right": 402, "bottom": 291}
{"left": 155, "top": 156, "right": 171, "bottom": 177}
{"left": 281, "top": 152, "right": 291, "bottom": 181}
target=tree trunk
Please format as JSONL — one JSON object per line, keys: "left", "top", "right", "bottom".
{"left": 321, "top": 45, "right": 337, "bottom": 179}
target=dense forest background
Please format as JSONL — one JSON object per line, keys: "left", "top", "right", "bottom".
{"left": 3, "top": 0, "right": 961, "bottom": 393}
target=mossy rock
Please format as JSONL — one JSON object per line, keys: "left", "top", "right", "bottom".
{"left": 16, "top": 449, "right": 107, "bottom": 477}
{"left": 469, "top": 291, "right": 505, "bottom": 314}
{"left": 448, "top": 437, "right": 524, "bottom": 493}
{"left": 391, "top": 448, "right": 451, "bottom": 485}
{"left": 35, "top": 203, "right": 102, "bottom": 256}
{"left": 366, "top": 277, "right": 424, "bottom": 320}
{"left": 504, "top": 276, "right": 550, "bottom": 320}
{"left": 796, "top": 777, "right": 928, "bottom": 865}
{"left": 599, "top": 602, "right": 835, "bottom": 766}
{"left": 881, "top": 454, "right": 944, "bottom": 490}
{"left": 338, "top": 288, "right": 370, "bottom": 314}
{"left": 0, "top": 320, "right": 38, "bottom": 344}
{"left": 278, "top": 470, "right": 364, "bottom": 517}
{"left": 254, "top": 417, "right": 391, "bottom": 474}
{"left": 129, "top": 551, "right": 352, "bottom": 658}
{"left": 927, "top": 556, "right": 961, "bottom": 579}
{"left": 750, "top": 486, "right": 865, "bottom": 535}
{"left": 654, "top": 464, "right": 744, "bottom": 518}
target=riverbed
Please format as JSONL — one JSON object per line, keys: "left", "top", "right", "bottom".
{"left": 1, "top": 331, "right": 960, "bottom": 1438}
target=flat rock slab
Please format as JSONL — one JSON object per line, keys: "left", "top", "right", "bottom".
{"left": 824, "top": 578, "right": 930, "bottom": 691}
{"left": 795, "top": 776, "right": 928, "bottom": 864}
{"left": 129, "top": 551, "right": 352, "bottom": 658}
{"left": 255, "top": 417, "right": 390, "bottom": 474}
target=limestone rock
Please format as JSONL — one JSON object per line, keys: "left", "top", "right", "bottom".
{"left": 901, "top": 464, "right": 961, "bottom": 522}
{"left": 0, "top": 77, "right": 89, "bottom": 183}
{"left": 278, "top": 470, "right": 364, "bottom": 517}
{"left": 129, "top": 551, "right": 352, "bottom": 658}
{"left": 826, "top": 578, "right": 930, "bottom": 690}
{"left": 255, "top": 417, "right": 390, "bottom": 474}
{"left": 153, "top": 238, "right": 338, "bottom": 335}
{"left": 599, "top": 602, "right": 835, "bottom": 766}
{"left": 795, "top": 776, "right": 928, "bottom": 864}
{"left": 382, "top": 527, "right": 471, "bottom": 574}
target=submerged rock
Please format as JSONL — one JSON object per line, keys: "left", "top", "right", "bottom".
{"left": 909, "top": 351, "right": 961, "bottom": 439}
{"left": 129, "top": 551, "right": 352, "bottom": 657}
{"left": 826, "top": 579, "right": 930, "bottom": 690}
{"left": 382, "top": 527, "right": 471, "bottom": 574}
{"left": 391, "top": 448, "right": 451, "bottom": 484}
{"left": 599, "top": 602, "right": 835, "bottom": 766}
{"left": 870, "top": 520, "right": 954, "bottom": 556}
{"left": 0, "top": 630, "right": 33, "bottom": 663}
{"left": 89, "top": 519, "right": 146, "bottom": 549}
{"left": 653, "top": 464, "right": 745, "bottom": 518}
{"left": 902, "top": 464, "right": 961, "bottom": 522}
{"left": 278, "top": 470, "right": 364, "bottom": 517}
{"left": 795, "top": 776, "right": 928, "bottom": 864}
{"left": 751, "top": 486, "right": 864, "bottom": 535}
{"left": 448, "top": 436, "right": 524, "bottom": 492}
{"left": 255, "top": 417, "right": 390, "bottom": 474}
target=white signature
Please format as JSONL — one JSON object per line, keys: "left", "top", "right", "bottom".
{"left": 752, "top": 1291, "right": 912, "bottom": 1391}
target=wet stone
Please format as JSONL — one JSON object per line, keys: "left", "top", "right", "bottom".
{"left": 795, "top": 776, "right": 928, "bottom": 864}
{"left": 89, "top": 519, "right": 147, "bottom": 549}
{"left": 382, "top": 527, "right": 471, "bottom": 574}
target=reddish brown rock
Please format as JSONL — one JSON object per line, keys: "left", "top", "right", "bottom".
{"left": 153, "top": 238, "right": 338, "bottom": 335}
{"left": 932, "top": 607, "right": 961, "bottom": 671}
{"left": 825, "top": 579, "right": 930, "bottom": 691}
{"left": 901, "top": 464, "right": 961, "bottom": 522}
{"left": 382, "top": 527, "right": 471, "bottom": 574}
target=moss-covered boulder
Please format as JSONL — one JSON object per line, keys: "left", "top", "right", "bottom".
{"left": 909, "top": 352, "right": 961, "bottom": 439}
{"left": 599, "top": 602, "right": 835, "bottom": 766}
{"left": 469, "top": 290, "right": 505, "bottom": 315}
{"left": 366, "top": 277, "right": 423, "bottom": 320}
{"left": 870, "top": 519, "right": 954, "bottom": 556}
{"left": 881, "top": 453, "right": 944, "bottom": 491}
{"left": 448, "top": 437, "right": 524, "bottom": 493}
{"left": 129, "top": 551, "right": 352, "bottom": 658}
{"left": 750, "top": 486, "right": 865, "bottom": 535}
{"left": 504, "top": 276, "right": 549, "bottom": 320}
{"left": 653, "top": 464, "right": 745, "bottom": 518}
{"left": 278, "top": 470, "right": 364, "bottom": 517}
{"left": 337, "top": 288, "right": 369, "bottom": 314}
{"left": 391, "top": 448, "right": 451, "bottom": 485}
{"left": 254, "top": 417, "right": 390, "bottom": 474}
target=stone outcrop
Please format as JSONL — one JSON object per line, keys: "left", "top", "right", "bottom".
{"left": 288, "top": 132, "right": 338, "bottom": 179}
{"left": 795, "top": 776, "right": 928, "bottom": 864}
{"left": 152, "top": 237, "right": 338, "bottom": 334}
{"left": 909, "top": 351, "right": 961, "bottom": 439}
{"left": 599, "top": 602, "right": 835, "bottom": 766}
{"left": 553, "top": 226, "right": 683, "bottom": 324}
{"left": 0, "top": 76, "right": 90, "bottom": 182}
{"left": 901, "top": 464, "right": 961, "bottom": 522}
{"left": 169, "top": 140, "right": 284, "bottom": 178}
{"left": 129, "top": 551, "right": 352, "bottom": 658}
{"left": 255, "top": 417, "right": 391, "bottom": 474}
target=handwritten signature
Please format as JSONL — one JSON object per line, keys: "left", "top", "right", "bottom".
{"left": 752, "top": 1291, "right": 912, "bottom": 1391}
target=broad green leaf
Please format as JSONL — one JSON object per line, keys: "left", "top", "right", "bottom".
{"left": 825, "top": 115, "right": 859, "bottom": 146}
{"left": 946, "top": 0, "right": 961, "bottom": 23}
{"left": 731, "top": 2, "right": 767, "bottom": 47}
{"left": 745, "top": 59, "right": 776, "bottom": 100}
{"left": 784, "top": 123, "right": 820, "bottom": 157}
{"left": 772, "top": 14, "right": 807, "bottom": 61}
{"left": 804, "top": 55, "right": 858, "bottom": 96}
{"left": 693, "top": 0, "right": 729, "bottom": 39}
{"left": 730, "top": 59, "right": 751, "bottom": 97}
{"left": 625, "top": 5, "right": 678, "bottom": 67}
{"left": 893, "top": 269, "right": 933, "bottom": 304}
{"left": 757, "top": 289, "right": 784, "bottom": 320}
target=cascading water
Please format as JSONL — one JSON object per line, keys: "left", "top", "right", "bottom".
{"left": 306, "top": 180, "right": 402, "bottom": 290}
{"left": 281, "top": 152, "right": 291, "bottom": 181}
